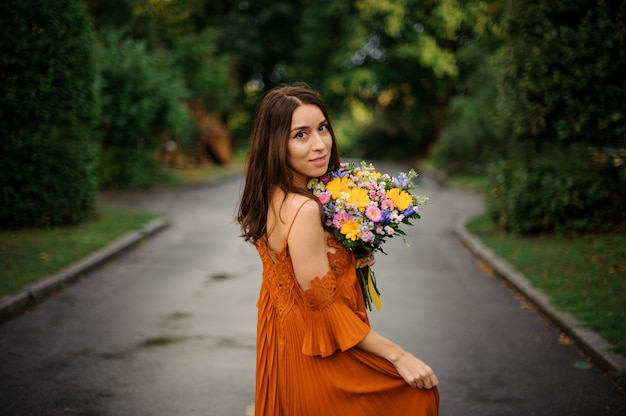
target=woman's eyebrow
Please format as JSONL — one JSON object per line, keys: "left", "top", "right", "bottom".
{"left": 290, "top": 125, "right": 309, "bottom": 133}
{"left": 290, "top": 119, "right": 327, "bottom": 133}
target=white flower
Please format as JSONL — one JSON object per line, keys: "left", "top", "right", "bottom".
{"left": 390, "top": 211, "right": 405, "bottom": 224}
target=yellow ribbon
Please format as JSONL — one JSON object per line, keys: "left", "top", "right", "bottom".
{"left": 367, "top": 268, "right": 382, "bottom": 311}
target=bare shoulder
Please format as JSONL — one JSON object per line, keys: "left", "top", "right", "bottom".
{"left": 268, "top": 191, "right": 321, "bottom": 249}
{"left": 285, "top": 194, "right": 320, "bottom": 226}
{"left": 287, "top": 196, "right": 324, "bottom": 252}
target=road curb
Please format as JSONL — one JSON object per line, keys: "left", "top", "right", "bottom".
{"left": 0, "top": 217, "right": 170, "bottom": 325}
{"left": 453, "top": 221, "right": 626, "bottom": 388}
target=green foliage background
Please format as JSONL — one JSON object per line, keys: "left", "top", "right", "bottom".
{"left": 0, "top": 0, "right": 98, "bottom": 228}
{"left": 484, "top": 0, "right": 626, "bottom": 234}
{"left": 95, "top": 31, "right": 193, "bottom": 188}
{"left": 2, "top": 0, "right": 625, "bottom": 233}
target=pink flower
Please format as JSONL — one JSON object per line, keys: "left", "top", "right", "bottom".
{"left": 319, "top": 174, "right": 331, "bottom": 184}
{"left": 361, "top": 230, "right": 375, "bottom": 243}
{"left": 332, "top": 212, "right": 351, "bottom": 229}
{"left": 365, "top": 205, "right": 382, "bottom": 222}
{"left": 318, "top": 191, "right": 331, "bottom": 204}
{"left": 381, "top": 199, "right": 394, "bottom": 210}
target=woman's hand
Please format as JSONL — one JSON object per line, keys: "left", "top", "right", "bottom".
{"left": 391, "top": 351, "right": 438, "bottom": 389}
{"left": 357, "top": 253, "right": 376, "bottom": 268}
{"left": 356, "top": 329, "right": 438, "bottom": 389}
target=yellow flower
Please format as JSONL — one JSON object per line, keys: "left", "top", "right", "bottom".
{"left": 326, "top": 176, "right": 353, "bottom": 199}
{"left": 386, "top": 188, "right": 413, "bottom": 211}
{"left": 340, "top": 220, "right": 362, "bottom": 241}
{"left": 347, "top": 187, "right": 370, "bottom": 211}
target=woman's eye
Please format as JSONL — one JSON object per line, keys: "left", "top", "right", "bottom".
{"left": 319, "top": 124, "right": 329, "bottom": 132}
{"left": 295, "top": 131, "right": 307, "bottom": 139}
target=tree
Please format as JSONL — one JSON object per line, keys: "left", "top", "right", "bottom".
{"left": 0, "top": 0, "right": 98, "bottom": 228}
{"left": 324, "top": 0, "right": 497, "bottom": 160}
{"left": 486, "top": 0, "right": 626, "bottom": 234}
{"left": 499, "top": 0, "right": 626, "bottom": 154}
{"left": 96, "top": 31, "right": 194, "bottom": 188}
{"left": 430, "top": 0, "right": 506, "bottom": 173}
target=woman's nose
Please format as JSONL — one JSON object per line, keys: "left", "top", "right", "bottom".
{"left": 312, "top": 131, "right": 326, "bottom": 149}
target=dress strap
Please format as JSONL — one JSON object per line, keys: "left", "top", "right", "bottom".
{"left": 286, "top": 199, "right": 311, "bottom": 241}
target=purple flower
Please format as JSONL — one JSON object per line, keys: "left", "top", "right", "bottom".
{"left": 380, "top": 209, "right": 392, "bottom": 225}
{"left": 392, "top": 174, "right": 410, "bottom": 190}
{"left": 401, "top": 205, "right": 415, "bottom": 217}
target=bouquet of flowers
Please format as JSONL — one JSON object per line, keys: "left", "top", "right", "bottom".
{"left": 307, "top": 161, "right": 429, "bottom": 311}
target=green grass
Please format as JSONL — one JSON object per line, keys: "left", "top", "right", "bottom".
{"left": 160, "top": 160, "right": 244, "bottom": 185}
{"left": 466, "top": 214, "right": 626, "bottom": 357}
{"left": 0, "top": 161, "right": 242, "bottom": 297}
{"left": 446, "top": 173, "right": 486, "bottom": 190}
{"left": 0, "top": 207, "right": 161, "bottom": 296}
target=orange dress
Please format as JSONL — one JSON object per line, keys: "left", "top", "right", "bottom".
{"left": 254, "top": 232, "right": 440, "bottom": 415}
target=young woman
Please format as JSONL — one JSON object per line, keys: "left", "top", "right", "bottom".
{"left": 237, "top": 84, "right": 439, "bottom": 415}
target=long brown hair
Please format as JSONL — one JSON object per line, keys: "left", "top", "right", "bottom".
{"left": 237, "top": 84, "right": 341, "bottom": 243}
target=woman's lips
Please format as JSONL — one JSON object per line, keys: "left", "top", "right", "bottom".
{"left": 310, "top": 155, "right": 327, "bottom": 166}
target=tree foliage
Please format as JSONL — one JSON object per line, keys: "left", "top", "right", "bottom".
{"left": 430, "top": 1, "right": 505, "bottom": 173}
{"left": 498, "top": 0, "right": 626, "bottom": 153}
{"left": 96, "top": 31, "right": 194, "bottom": 188}
{"left": 322, "top": 0, "right": 500, "bottom": 159}
{"left": 485, "top": 0, "right": 626, "bottom": 234}
{"left": 0, "top": 0, "right": 98, "bottom": 229}
{"left": 173, "top": 29, "right": 237, "bottom": 113}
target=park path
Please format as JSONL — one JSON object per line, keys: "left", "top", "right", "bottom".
{"left": 0, "top": 167, "right": 624, "bottom": 416}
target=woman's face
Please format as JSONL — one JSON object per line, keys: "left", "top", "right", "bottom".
{"left": 287, "top": 104, "right": 333, "bottom": 188}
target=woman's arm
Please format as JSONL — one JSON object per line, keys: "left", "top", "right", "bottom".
{"left": 287, "top": 199, "right": 331, "bottom": 291}
{"left": 288, "top": 197, "right": 437, "bottom": 389}
{"left": 357, "top": 329, "right": 439, "bottom": 389}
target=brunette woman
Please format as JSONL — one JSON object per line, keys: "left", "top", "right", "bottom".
{"left": 237, "top": 84, "right": 439, "bottom": 415}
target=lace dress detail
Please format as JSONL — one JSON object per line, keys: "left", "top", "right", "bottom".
{"left": 256, "top": 240, "right": 296, "bottom": 319}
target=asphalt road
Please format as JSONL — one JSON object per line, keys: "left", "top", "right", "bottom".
{"left": 1, "top": 168, "right": 624, "bottom": 416}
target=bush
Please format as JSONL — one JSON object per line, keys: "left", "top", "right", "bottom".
{"left": 486, "top": 149, "right": 626, "bottom": 234}
{"left": 96, "top": 31, "right": 194, "bottom": 188}
{"left": 499, "top": 0, "right": 626, "bottom": 149}
{"left": 0, "top": 0, "right": 98, "bottom": 229}
{"left": 488, "top": 0, "right": 626, "bottom": 234}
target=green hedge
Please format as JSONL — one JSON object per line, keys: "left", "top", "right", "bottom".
{"left": 486, "top": 151, "right": 626, "bottom": 234}
{"left": 499, "top": 0, "right": 626, "bottom": 149}
{"left": 486, "top": 0, "right": 626, "bottom": 235}
{"left": 0, "top": 0, "right": 97, "bottom": 229}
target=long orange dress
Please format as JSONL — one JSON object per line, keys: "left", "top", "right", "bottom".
{"left": 254, "top": 226, "right": 440, "bottom": 415}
